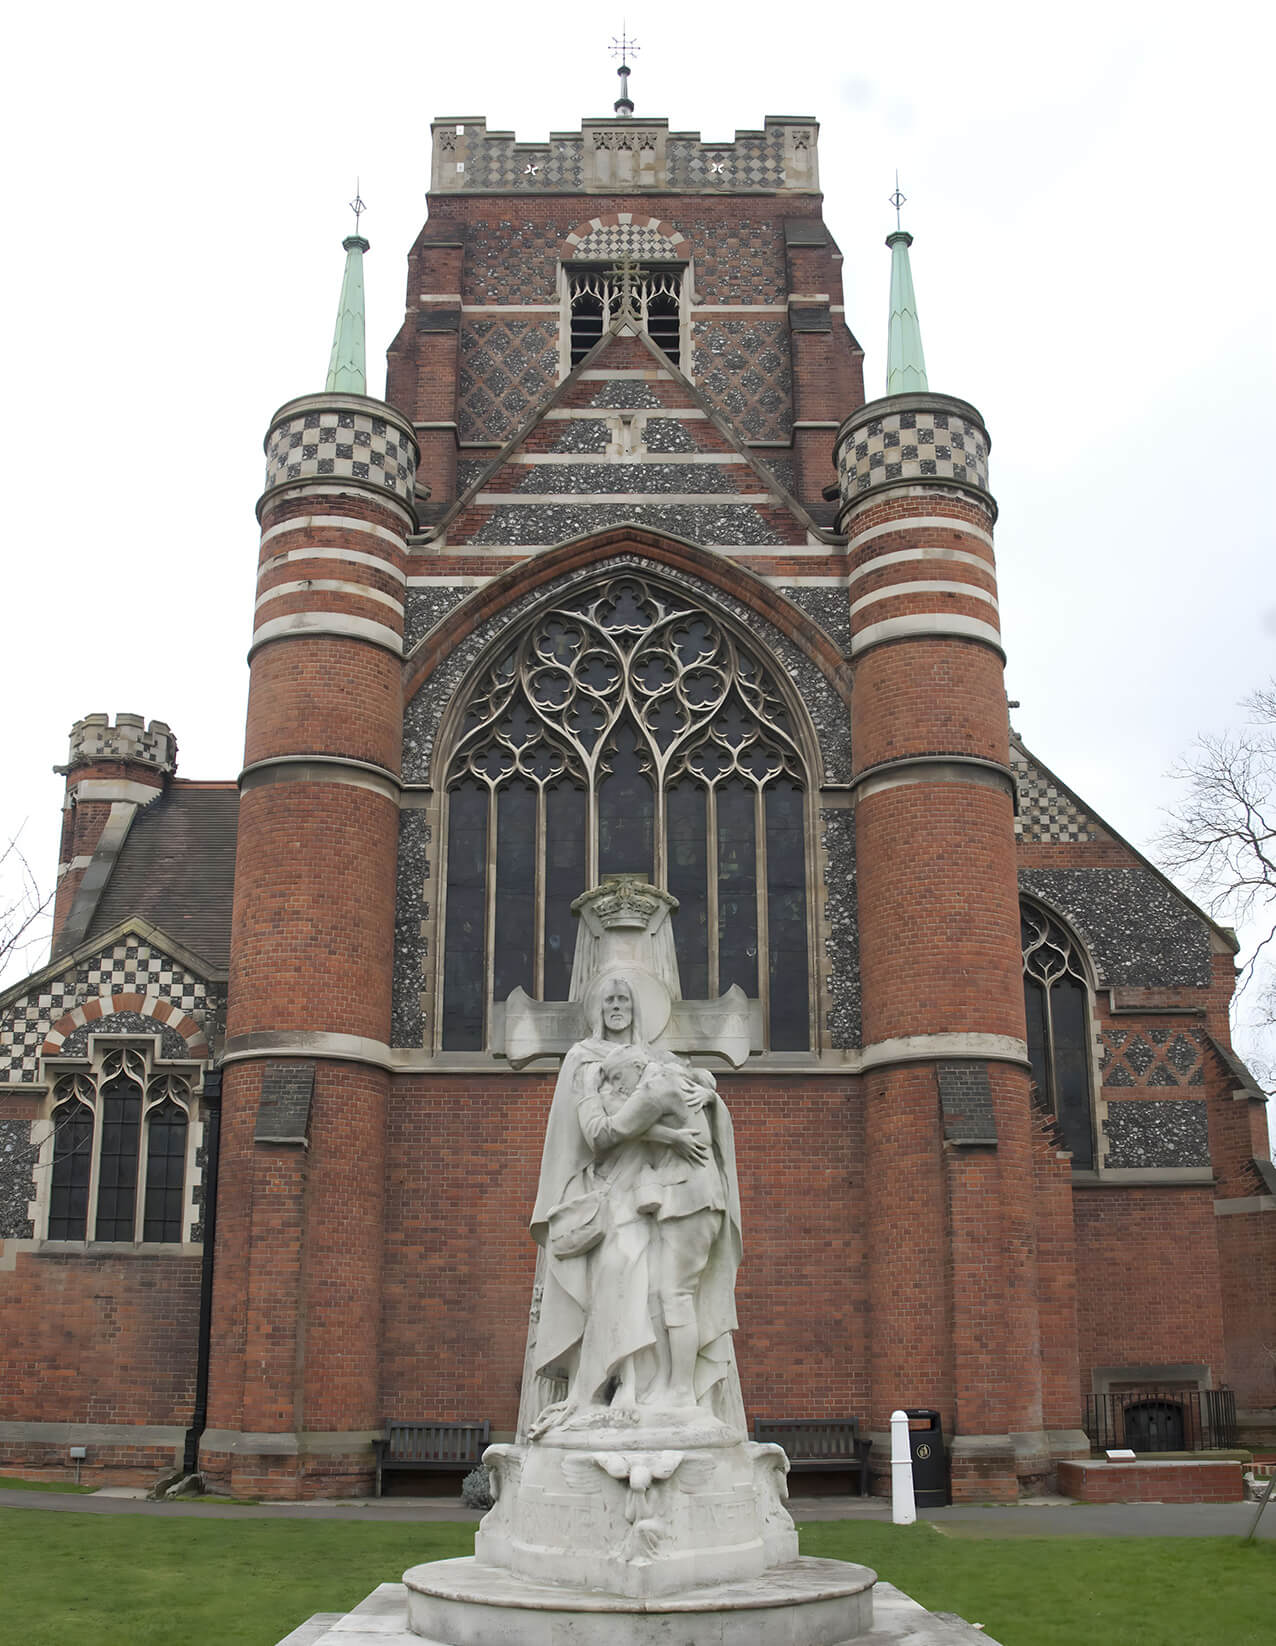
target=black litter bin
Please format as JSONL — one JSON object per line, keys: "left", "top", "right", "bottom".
{"left": 904, "top": 1408, "right": 949, "bottom": 1507}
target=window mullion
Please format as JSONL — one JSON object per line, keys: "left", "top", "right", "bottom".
{"left": 534, "top": 784, "right": 547, "bottom": 999}
{"left": 1042, "top": 988, "right": 1059, "bottom": 1114}
{"left": 706, "top": 783, "right": 720, "bottom": 997}
{"left": 482, "top": 783, "right": 498, "bottom": 1050}
{"left": 136, "top": 1100, "right": 151, "bottom": 1242}
{"left": 85, "top": 1097, "right": 102, "bottom": 1243}
{"left": 586, "top": 782, "right": 599, "bottom": 888}
{"left": 654, "top": 772, "right": 666, "bottom": 889}
{"left": 754, "top": 784, "right": 771, "bottom": 1043}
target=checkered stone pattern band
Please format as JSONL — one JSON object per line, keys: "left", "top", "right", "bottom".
{"left": 460, "top": 139, "right": 583, "bottom": 191}
{"left": 265, "top": 409, "right": 416, "bottom": 506}
{"left": 1012, "top": 749, "right": 1097, "bottom": 842}
{"left": 0, "top": 940, "right": 219, "bottom": 1083}
{"left": 571, "top": 225, "right": 683, "bottom": 261}
{"left": 837, "top": 408, "right": 989, "bottom": 496}
{"left": 667, "top": 130, "right": 789, "bottom": 190}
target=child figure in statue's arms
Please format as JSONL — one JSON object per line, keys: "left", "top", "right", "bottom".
{"left": 595, "top": 1048, "right": 715, "bottom": 1214}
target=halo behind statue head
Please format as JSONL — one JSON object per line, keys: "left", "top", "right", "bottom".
{"left": 583, "top": 968, "right": 672, "bottom": 1045}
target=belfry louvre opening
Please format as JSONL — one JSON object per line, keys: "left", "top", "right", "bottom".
{"left": 439, "top": 576, "right": 812, "bottom": 1053}
{"left": 568, "top": 265, "right": 682, "bottom": 365}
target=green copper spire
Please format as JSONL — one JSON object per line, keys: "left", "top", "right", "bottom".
{"left": 325, "top": 232, "right": 369, "bottom": 394}
{"left": 885, "top": 228, "right": 928, "bottom": 396}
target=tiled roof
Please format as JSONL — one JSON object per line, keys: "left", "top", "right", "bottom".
{"left": 86, "top": 783, "right": 238, "bottom": 969}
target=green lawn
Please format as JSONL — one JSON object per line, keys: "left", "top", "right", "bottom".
{"left": 0, "top": 1508, "right": 1270, "bottom": 1646}
{"left": 0, "top": 1473, "right": 94, "bottom": 1493}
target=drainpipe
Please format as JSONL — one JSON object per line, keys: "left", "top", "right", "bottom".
{"left": 183, "top": 1068, "right": 222, "bottom": 1475}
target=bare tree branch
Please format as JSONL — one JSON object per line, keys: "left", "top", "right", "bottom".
{"left": 0, "top": 827, "right": 54, "bottom": 979}
{"left": 1157, "top": 682, "right": 1276, "bottom": 1095}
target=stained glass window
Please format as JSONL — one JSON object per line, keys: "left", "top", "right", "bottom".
{"left": 1022, "top": 902, "right": 1095, "bottom": 1168}
{"left": 43, "top": 1049, "right": 192, "bottom": 1242}
{"left": 48, "top": 1079, "right": 94, "bottom": 1240}
{"left": 440, "top": 575, "right": 812, "bottom": 1051}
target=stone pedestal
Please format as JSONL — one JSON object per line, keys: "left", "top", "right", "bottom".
{"left": 405, "top": 1557, "right": 877, "bottom": 1645}
{"left": 281, "top": 1569, "right": 1007, "bottom": 1646}
{"left": 476, "top": 1416, "right": 796, "bottom": 1598}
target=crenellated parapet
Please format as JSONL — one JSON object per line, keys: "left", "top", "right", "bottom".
{"left": 430, "top": 114, "right": 820, "bottom": 194}
{"left": 64, "top": 712, "right": 177, "bottom": 777}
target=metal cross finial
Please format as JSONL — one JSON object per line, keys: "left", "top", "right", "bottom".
{"left": 610, "top": 25, "right": 640, "bottom": 66}
{"left": 610, "top": 24, "right": 639, "bottom": 115}
{"left": 889, "top": 172, "right": 906, "bottom": 231}
{"left": 607, "top": 250, "right": 640, "bottom": 321}
{"left": 350, "top": 180, "right": 367, "bottom": 236}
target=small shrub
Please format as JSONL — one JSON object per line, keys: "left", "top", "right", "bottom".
{"left": 461, "top": 1466, "right": 493, "bottom": 1510}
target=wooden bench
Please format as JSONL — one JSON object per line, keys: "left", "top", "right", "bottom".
{"left": 752, "top": 1419, "right": 874, "bottom": 1498}
{"left": 372, "top": 1420, "right": 491, "bottom": 1496}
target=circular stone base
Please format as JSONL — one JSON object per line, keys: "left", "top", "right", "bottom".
{"left": 404, "top": 1555, "right": 877, "bottom": 1645}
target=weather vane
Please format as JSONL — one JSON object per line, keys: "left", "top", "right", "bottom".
{"left": 889, "top": 171, "right": 906, "bottom": 232}
{"left": 350, "top": 180, "right": 367, "bottom": 237}
{"left": 610, "top": 25, "right": 639, "bottom": 116}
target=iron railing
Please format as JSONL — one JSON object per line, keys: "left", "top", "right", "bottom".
{"left": 1084, "top": 1388, "right": 1238, "bottom": 1454}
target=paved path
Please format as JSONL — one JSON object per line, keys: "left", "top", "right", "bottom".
{"left": 1, "top": 1487, "right": 1272, "bottom": 1537}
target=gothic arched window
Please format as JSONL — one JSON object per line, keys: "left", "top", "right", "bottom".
{"left": 440, "top": 576, "right": 812, "bottom": 1052}
{"left": 1021, "top": 902, "right": 1095, "bottom": 1168}
{"left": 46, "top": 1048, "right": 193, "bottom": 1242}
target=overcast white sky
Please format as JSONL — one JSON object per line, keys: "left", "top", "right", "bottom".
{"left": 3, "top": 1, "right": 1273, "bottom": 1063}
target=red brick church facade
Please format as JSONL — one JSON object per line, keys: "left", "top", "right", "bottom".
{"left": 1, "top": 106, "right": 1272, "bottom": 1500}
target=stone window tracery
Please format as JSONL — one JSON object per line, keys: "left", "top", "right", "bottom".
{"left": 1021, "top": 901, "right": 1095, "bottom": 1168}
{"left": 440, "top": 576, "right": 812, "bottom": 1053}
{"left": 45, "top": 1044, "right": 195, "bottom": 1242}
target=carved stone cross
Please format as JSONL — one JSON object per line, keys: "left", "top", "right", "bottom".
{"left": 495, "top": 875, "right": 759, "bottom": 1067}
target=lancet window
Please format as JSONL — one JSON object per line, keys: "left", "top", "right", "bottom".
{"left": 440, "top": 576, "right": 812, "bottom": 1053}
{"left": 46, "top": 1045, "right": 194, "bottom": 1242}
{"left": 1021, "top": 901, "right": 1095, "bottom": 1168}
{"left": 567, "top": 265, "right": 682, "bottom": 365}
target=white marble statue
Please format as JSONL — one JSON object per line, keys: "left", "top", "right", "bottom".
{"left": 527, "top": 973, "right": 745, "bottom": 1435}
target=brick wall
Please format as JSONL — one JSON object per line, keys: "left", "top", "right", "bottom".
{"left": 0, "top": 1248, "right": 199, "bottom": 1426}
{"left": 1058, "top": 1458, "right": 1242, "bottom": 1502}
{"left": 377, "top": 1071, "right": 864, "bottom": 1432}
{"left": 1073, "top": 1187, "right": 1226, "bottom": 1385}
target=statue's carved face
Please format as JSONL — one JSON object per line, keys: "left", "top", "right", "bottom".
{"left": 601, "top": 979, "right": 634, "bottom": 1035}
